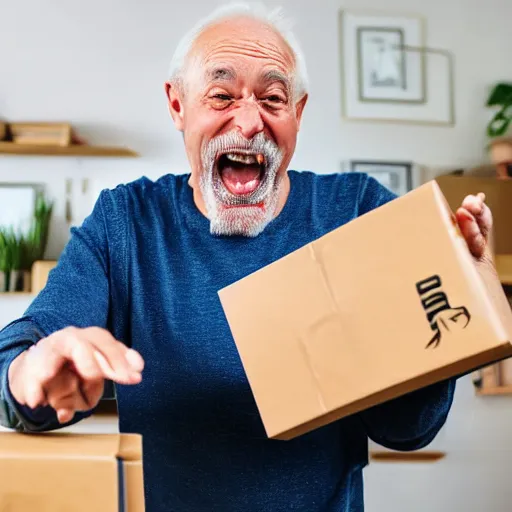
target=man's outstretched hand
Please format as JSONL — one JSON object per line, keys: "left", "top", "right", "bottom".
{"left": 455, "top": 192, "right": 493, "bottom": 261}
{"left": 7, "top": 327, "right": 144, "bottom": 424}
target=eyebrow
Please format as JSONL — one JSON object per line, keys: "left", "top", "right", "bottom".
{"left": 205, "top": 66, "right": 237, "bottom": 83}
{"left": 204, "top": 66, "right": 292, "bottom": 93}
{"left": 261, "top": 70, "right": 292, "bottom": 91}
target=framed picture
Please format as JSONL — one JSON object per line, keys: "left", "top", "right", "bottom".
{"left": 357, "top": 26, "right": 425, "bottom": 103}
{"left": 350, "top": 161, "right": 413, "bottom": 196}
{"left": 340, "top": 10, "right": 455, "bottom": 125}
{"left": 0, "top": 183, "right": 44, "bottom": 235}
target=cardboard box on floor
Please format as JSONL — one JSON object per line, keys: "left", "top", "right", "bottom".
{"left": 0, "top": 432, "right": 144, "bottom": 511}
{"left": 219, "top": 180, "right": 512, "bottom": 441}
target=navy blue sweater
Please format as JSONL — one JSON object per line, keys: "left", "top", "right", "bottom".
{"left": 0, "top": 170, "right": 455, "bottom": 511}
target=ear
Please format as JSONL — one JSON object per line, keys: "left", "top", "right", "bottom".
{"left": 295, "top": 93, "right": 308, "bottom": 130}
{"left": 165, "top": 81, "right": 185, "bottom": 132}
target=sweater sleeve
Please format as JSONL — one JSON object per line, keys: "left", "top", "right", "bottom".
{"left": 0, "top": 191, "right": 112, "bottom": 432}
{"left": 354, "top": 173, "right": 456, "bottom": 450}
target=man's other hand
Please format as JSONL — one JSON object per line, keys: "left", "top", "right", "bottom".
{"left": 7, "top": 327, "right": 144, "bottom": 424}
{"left": 455, "top": 192, "right": 493, "bottom": 260}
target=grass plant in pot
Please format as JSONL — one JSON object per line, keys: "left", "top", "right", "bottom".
{"left": 0, "top": 229, "right": 14, "bottom": 292}
{"left": 0, "top": 191, "right": 53, "bottom": 292}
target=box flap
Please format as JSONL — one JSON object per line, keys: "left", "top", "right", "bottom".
{"left": 0, "top": 432, "right": 137, "bottom": 459}
{"left": 117, "top": 434, "right": 143, "bottom": 461}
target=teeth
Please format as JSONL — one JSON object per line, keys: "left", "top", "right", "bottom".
{"left": 246, "top": 179, "right": 258, "bottom": 190}
{"left": 256, "top": 154, "right": 265, "bottom": 165}
{"left": 225, "top": 153, "right": 258, "bottom": 164}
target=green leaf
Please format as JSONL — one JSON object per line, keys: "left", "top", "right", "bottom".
{"left": 486, "top": 82, "right": 512, "bottom": 107}
{"left": 487, "top": 111, "right": 511, "bottom": 137}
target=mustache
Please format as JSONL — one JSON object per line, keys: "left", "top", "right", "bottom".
{"left": 202, "top": 131, "right": 281, "bottom": 170}
{"left": 199, "top": 131, "right": 284, "bottom": 209}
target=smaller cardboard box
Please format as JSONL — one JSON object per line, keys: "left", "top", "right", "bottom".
{"left": 0, "top": 432, "right": 144, "bottom": 511}
{"left": 218, "top": 180, "right": 512, "bottom": 441}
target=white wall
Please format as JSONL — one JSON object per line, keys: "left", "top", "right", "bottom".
{"left": 2, "top": 0, "right": 512, "bottom": 510}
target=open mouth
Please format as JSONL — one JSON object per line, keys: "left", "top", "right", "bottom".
{"left": 216, "top": 151, "right": 266, "bottom": 197}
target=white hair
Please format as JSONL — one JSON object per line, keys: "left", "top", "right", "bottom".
{"left": 168, "top": 2, "right": 309, "bottom": 100}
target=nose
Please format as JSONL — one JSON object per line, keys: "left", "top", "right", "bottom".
{"left": 233, "top": 101, "right": 264, "bottom": 140}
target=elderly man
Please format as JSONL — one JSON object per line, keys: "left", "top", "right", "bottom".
{"left": 0, "top": 3, "right": 492, "bottom": 511}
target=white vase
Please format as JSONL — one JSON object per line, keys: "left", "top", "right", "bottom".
{"left": 8, "top": 270, "right": 20, "bottom": 292}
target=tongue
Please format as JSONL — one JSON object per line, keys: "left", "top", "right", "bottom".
{"left": 221, "top": 166, "right": 261, "bottom": 195}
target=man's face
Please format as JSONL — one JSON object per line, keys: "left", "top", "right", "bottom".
{"left": 166, "top": 17, "right": 307, "bottom": 237}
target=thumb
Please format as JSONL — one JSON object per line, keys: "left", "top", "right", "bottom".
{"left": 456, "top": 207, "right": 486, "bottom": 259}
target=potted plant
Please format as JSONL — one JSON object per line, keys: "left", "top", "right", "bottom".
{"left": 486, "top": 82, "right": 512, "bottom": 178}
{"left": 0, "top": 227, "right": 20, "bottom": 292}
{"left": 486, "top": 82, "right": 512, "bottom": 137}
{"left": 0, "top": 228, "right": 10, "bottom": 292}
{"left": 0, "top": 191, "right": 53, "bottom": 292}
{"left": 17, "top": 191, "right": 54, "bottom": 291}
{"left": 7, "top": 229, "right": 23, "bottom": 292}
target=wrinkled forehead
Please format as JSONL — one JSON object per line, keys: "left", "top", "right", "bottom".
{"left": 185, "top": 16, "right": 296, "bottom": 89}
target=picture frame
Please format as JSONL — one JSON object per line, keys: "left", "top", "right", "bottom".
{"left": 0, "top": 183, "right": 44, "bottom": 235}
{"left": 340, "top": 10, "right": 455, "bottom": 126}
{"left": 356, "top": 26, "right": 426, "bottom": 104}
{"left": 350, "top": 161, "right": 413, "bottom": 196}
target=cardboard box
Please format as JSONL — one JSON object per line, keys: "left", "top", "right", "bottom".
{"left": 9, "top": 122, "right": 71, "bottom": 146}
{"left": 0, "top": 432, "right": 144, "bottom": 511}
{"left": 31, "top": 260, "right": 57, "bottom": 294}
{"left": 219, "top": 180, "right": 512, "bottom": 440}
{"left": 436, "top": 175, "right": 512, "bottom": 255}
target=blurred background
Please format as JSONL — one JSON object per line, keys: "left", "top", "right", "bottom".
{"left": 1, "top": 1, "right": 512, "bottom": 510}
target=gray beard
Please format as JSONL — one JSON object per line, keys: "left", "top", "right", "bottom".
{"left": 199, "top": 131, "right": 284, "bottom": 237}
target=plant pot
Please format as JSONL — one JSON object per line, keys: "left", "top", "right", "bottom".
{"left": 488, "top": 137, "right": 512, "bottom": 179}
{"left": 490, "top": 136, "right": 512, "bottom": 161}
{"left": 8, "top": 270, "right": 20, "bottom": 292}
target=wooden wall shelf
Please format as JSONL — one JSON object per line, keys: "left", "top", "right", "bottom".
{"left": 476, "top": 385, "right": 512, "bottom": 396}
{"left": 0, "top": 141, "right": 138, "bottom": 157}
{"left": 369, "top": 450, "right": 446, "bottom": 463}
{"left": 0, "top": 292, "right": 34, "bottom": 296}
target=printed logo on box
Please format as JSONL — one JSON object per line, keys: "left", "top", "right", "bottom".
{"left": 416, "top": 275, "right": 471, "bottom": 349}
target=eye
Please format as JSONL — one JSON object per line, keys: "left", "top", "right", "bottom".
{"left": 214, "top": 93, "right": 232, "bottom": 101}
{"left": 261, "top": 94, "right": 287, "bottom": 111}
{"left": 265, "top": 95, "right": 284, "bottom": 102}
{"left": 208, "top": 93, "right": 233, "bottom": 110}
{"left": 263, "top": 95, "right": 286, "bottom": 104}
